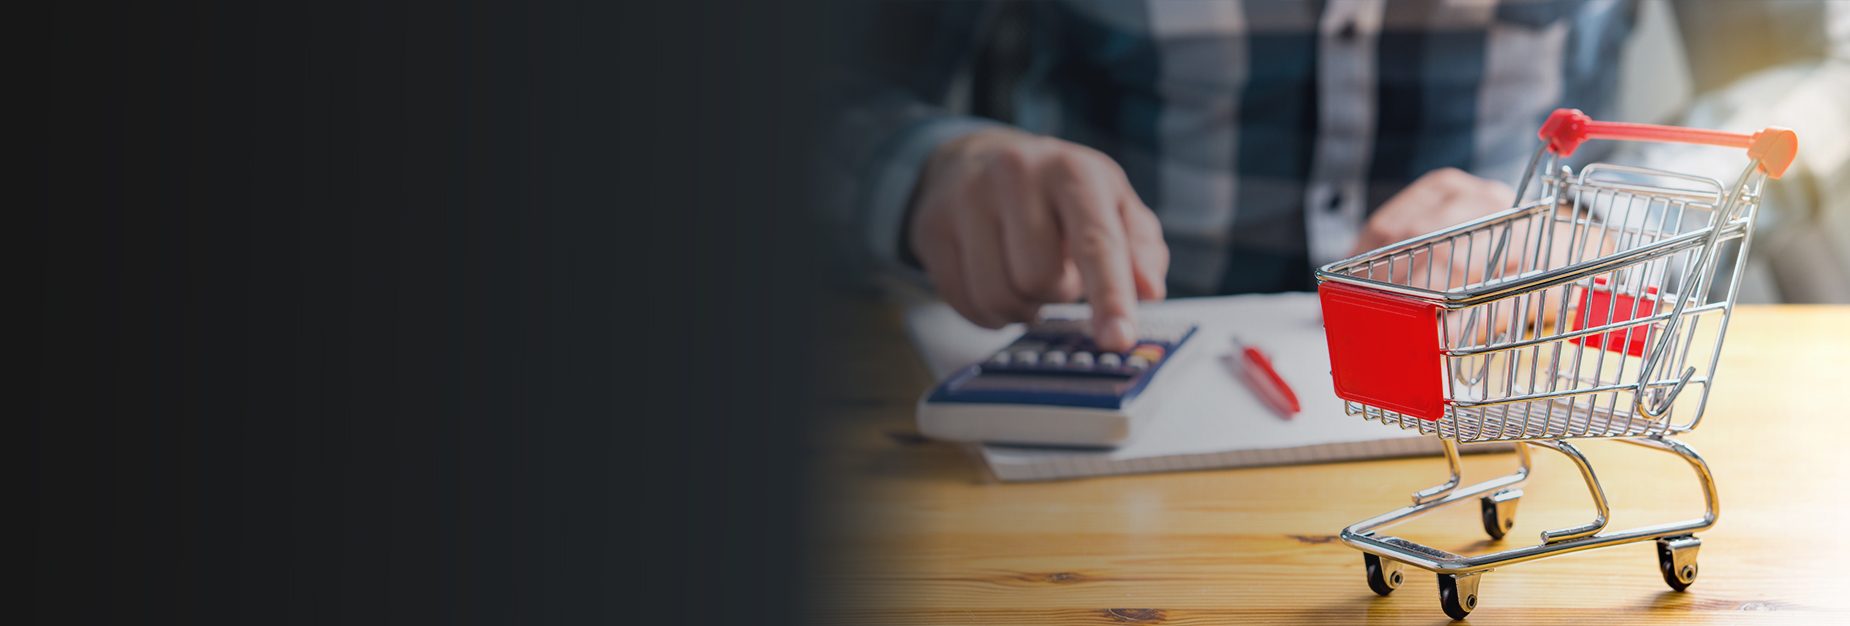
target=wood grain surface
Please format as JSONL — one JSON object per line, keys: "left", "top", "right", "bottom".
{"left": 809, "top": 296, "right": 1850, "bottom": 625}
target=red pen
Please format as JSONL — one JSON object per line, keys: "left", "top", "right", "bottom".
{"left": 1232, "top": 337, "right": 1301, "bottom": 419}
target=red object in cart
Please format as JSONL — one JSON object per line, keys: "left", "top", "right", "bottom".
{"left": 1571, "top": 276, "right": 1661, "bottom": 357}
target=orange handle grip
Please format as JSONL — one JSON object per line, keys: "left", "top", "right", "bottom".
{"left": 1537, "top": 108, "right": 1799, "bottom": 179}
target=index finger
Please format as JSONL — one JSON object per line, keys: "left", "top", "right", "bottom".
{"left": 1048, "top": 161, "right": 1139, "bottom": 351}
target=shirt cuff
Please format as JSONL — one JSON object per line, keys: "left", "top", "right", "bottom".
{"left": 862, "top": 117, "right": 1008, "bottom": 269}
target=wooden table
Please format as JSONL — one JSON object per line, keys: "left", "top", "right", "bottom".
{"left": 810, "top": 297, "right": 1850, "bottom": 625}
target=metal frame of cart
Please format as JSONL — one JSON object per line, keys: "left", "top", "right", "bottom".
{"left": 1315, "top": 109, "right": 1797, "bottom": 619}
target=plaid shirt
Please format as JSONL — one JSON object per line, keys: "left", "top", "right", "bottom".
{"left": 825, "top": 0, "right": 1837, "bottom": 295}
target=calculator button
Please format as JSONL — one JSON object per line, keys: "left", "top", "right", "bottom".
{"left": 1070, "top": 352, "right": 1094, "bottom": 369}
{"left": 1127, "top": 355, "right": 1150, "bottom": 370}
{"left": 1131, "top": 344, "right": 1166, "bottom": 363}
{"left": 989, "top": 352, "right": 1011, "bottom": 366}
{"left": 1098, "top": 353, "right": 1121, "bottom": 369}
{"left": 1043, "top": 351, "right": 1066, "bottom": 367}
{"left": 1014, "top": 350, "right": 1040, "bottom": 367}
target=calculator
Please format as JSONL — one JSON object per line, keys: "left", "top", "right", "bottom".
{"left": 916, "top": 316, "right": 1199, "bottom": 447}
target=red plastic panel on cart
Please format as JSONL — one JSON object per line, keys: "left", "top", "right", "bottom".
{"left": 1318, "top": 281, "right": 1445, "bottom": 421}
{"left": 1571, "top": 277, "right": 1659, "bottom": 357}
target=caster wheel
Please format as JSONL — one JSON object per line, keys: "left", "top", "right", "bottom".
{"left": 1657, "top": 535, "right": 1701, "bottom": 591}
{"left": 1364, "top": 553, "right": 1403, "bottom": 596}
{"left": 1480, "top": 489, "right": 1520, "bottom": 541}
{"left": 1437, "top": 573, "right": 1480, "bottom": 620}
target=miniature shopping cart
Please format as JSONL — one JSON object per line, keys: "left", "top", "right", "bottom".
{"left": 1316, "top": 109, "right": 1797, "bottom": 619}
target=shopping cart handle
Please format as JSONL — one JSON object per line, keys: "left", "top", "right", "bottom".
{"left": 1538, "top": 108, "right": 1799, "bottom": 179}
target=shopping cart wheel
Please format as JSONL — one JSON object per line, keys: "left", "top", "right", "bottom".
{"left": 1437, "top": 572, "right": 1480, "bottom": 620}
{"left": 1479, "top": 489, "right": 1521, "bottom": 541}
{"left": 1656, "top": 535, "right": 1702, "bottom": 591}
{"left": 1363, "top": 553, "right": 1404, "bottom": 596}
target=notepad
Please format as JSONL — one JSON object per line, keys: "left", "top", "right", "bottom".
{"left": 905, "top": 292, "right": 1485, "bottom": 482}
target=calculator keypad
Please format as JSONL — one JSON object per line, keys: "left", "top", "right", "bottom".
{"left": 978, "top": 317, "right": 1194, "bottom": 378}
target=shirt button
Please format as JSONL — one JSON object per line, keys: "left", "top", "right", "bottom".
{"left": 1338, "top": 20, "right": 1358, "bottom": 42}
{"left": 1326, "top": 190, "right": 1345, "bottom": 213}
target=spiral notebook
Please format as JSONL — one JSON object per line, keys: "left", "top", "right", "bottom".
{"left": 905, "top": 292, "right": 1482, "bottom": 482}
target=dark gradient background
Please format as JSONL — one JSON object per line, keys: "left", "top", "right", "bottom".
{"left": 29, "top": 2, "right": 829, "bottom": 624}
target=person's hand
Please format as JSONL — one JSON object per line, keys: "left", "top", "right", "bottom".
{"left": 1354, "top": 167, "right": 1516, "bottom": 252}
{"left": 1351, "top": 167, "right": 1605, "bottom": 341}
{"left": 908, "top": 128, "right": 1168, "bottom": 351}
{"left": 1350, "top": 167, "right": 1536, "bottom": 300}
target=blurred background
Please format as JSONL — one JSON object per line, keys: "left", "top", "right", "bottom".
{"left": 1611, "top": 0, "right": 1848, "bottom": 303}
{"left": 821, "top": 0, "right": 1848, "bottom": 304}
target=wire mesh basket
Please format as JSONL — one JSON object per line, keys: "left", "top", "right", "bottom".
{"left": 1317, "top": 110, "right": 1796, "bottom": 444}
